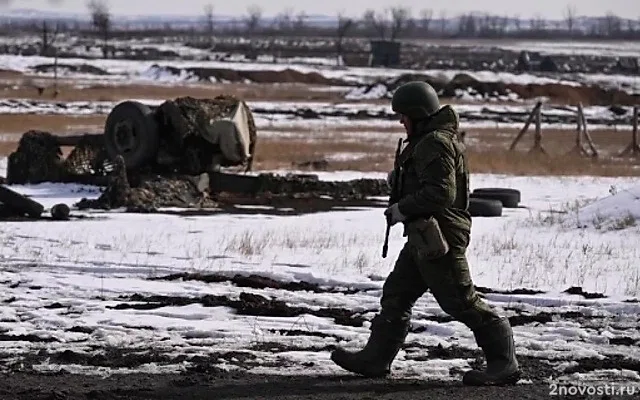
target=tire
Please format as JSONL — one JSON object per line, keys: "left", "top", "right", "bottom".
{"left": 0, "top": 185, "right": 44, "bottom": 218}
{"left": 468, "top": 198, "right": 503, "bottom": 217}
{"left": 471, "top": 189, "right": 520, "bottom": 208}
{"left": 473, "top": 187, "right": 521, "bottom": 203}
{"left": 104, "top": 101, "right": 160, "bottom": 169}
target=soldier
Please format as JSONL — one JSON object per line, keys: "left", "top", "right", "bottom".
{"left": 330, "top": 81, "right": 520, "bottom": 386}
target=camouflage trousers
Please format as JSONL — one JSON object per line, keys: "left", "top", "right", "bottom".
{"left": 379, "top": 242, "right": 500, "bottom": 331}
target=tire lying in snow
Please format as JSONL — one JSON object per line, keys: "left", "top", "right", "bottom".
{"left": 471, "top": 188, "right": 520, "bottom": 208}
{"left": 468, "top": 197, "right": 503, "bottom": 217}
{"left": 473, "top": 187, "right": 521, "bottom": 202}
{"left": 104, "top": 101, "right": 160, "bottom": 169}
{"left": 0, "top": 185, "right": 45, "bottom": 217}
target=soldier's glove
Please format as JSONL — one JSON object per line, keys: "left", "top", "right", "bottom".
{"left": 386, "top": 170, "right": 396, "bottom": 187}
{"left": 384, "top": 203, "right": 406, "bottom": 226}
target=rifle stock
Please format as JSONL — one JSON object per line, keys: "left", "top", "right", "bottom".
{"left": 382, "top": 137, "right": 404, "bottom": 258}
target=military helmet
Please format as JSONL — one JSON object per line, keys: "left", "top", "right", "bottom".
{"left": 391, "top": 81, "right": 440, "bottom": 120}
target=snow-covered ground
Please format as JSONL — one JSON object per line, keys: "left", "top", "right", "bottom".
{"left": 487, "top": 40, "right": 640, "bottom": 59}
{"left": 1, "top": 54, "right": 639, "bottom": 94}
{"left": 1, "top": 169, "right": 639, "bottom": 382}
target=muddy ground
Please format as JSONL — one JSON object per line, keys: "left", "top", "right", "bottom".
{"left": 0, "top": 275, "right": 638, "bottom": 399}
{"left": 0, "top": 372, "right": 600, "bottom": 400}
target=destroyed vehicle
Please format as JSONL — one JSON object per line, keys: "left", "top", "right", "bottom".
{"left": 5, "top": 94, "right": 389, "bottom": 213}
{"left": 6, "top": 95, "right": 258, "bottom": 185}
{"left": 104, "top": 95, "right": 257, "bottom": 173}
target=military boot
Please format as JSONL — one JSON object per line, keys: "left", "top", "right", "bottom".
{"left": 330, "top": 315, "right": 409, "bottom": 378}
{"left": 463, "top": 317, "right": 521, "bottom": 386}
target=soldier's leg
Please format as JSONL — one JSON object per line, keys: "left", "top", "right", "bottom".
{"left": 331, "top": 243, "right": 428, "bottom": 377}
{"left": 418, "top": 251, "right": 520, "bottom": 386}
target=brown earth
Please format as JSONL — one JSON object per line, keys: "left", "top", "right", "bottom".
{"left": 0, "top": 112, "right": 638, "bottom": 177}
{"left": 506, "top": 82, "right": 639, "bottom": 106}
{"left": 183, "top": 66, "right": 345, "bottom": 85}
{"left": 0, "top": 80, "right": 350, "bottom": 102}
{"left": 0, "top": 68, "right": 23, "bottom": 79}
{"left": 4, "top": 65, "right": 639, "bottom": 106}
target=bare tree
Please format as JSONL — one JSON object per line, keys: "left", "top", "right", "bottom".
{"left": 627, "top": 18, "right": 636, "bottom": 35}
{"left": 604, "top": 12, "right": 622, "bottom": 37}
{"left": 203, "top": 3, "right": 214, "bottom": 45}
{"left": 362, "top": 9, "right": 386, "bottom": 39}
{"left": 530, "top": 14, "right": 545, "bottom": 33}
{"left": 389, "top": 6, "right": 411, "bottom": 40}
{"left": 498, "top": 15, "right": 509, "bottom": 36}
{"left": 335, "top": 12, "right": 353, "bottom": 65}
{"left": 293, "top": 11, "right": 307, "bottom": 31}
{"left": 564, "top": 4, "right": 577, "bottom": 34}
{"left": 513, "top": 14, "right": 521, "bottom": 32}
{"left": 459, "top": 13, "right": 477, "bottom": 36}
{"left": 439, "top": 10, "right": 447, "bottom": 36}
{"left": 87, "top": 0, "right": 111, "bottom": 58}
{"left": 419, "top": 9, "right": 433, "bottom": 36}
{"left": 245, "top": 4, "right": 262, "bottom": 34}
{"left": 274, "top": 7, "right": 294, "bottom": 32}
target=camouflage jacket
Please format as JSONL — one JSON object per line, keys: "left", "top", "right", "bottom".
{"left": 396, "top": 105, "right": 471, "bottom": 250}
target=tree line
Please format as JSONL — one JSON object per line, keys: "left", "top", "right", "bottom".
{"left": 2, "top": 1, "right": 640, "bottom": 59}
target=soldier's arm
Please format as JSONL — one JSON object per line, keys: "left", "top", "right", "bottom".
{"left": 396, "top": 134, "right": 456, "bottom": 216}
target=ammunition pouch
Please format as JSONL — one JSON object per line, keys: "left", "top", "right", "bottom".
{"left": 405, "top": 216, "right": 450, "bottom": 261}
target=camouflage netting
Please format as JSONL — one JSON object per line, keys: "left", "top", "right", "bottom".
{"left": 155, "top": 95, "right": 258, "bottom": 173}
{"left": 76, "top": 167, "right": 388, "bottom": 212}
{"left": 64, "top": 134, "right": 113, "bottom": 176}
{"left": 9, "top": 98, "right": 385, "bottom": 213}
{"left": 256, "top": 174, "right": 389, "bottom": 200}
{"left": 76, "top": 156, "right": 216, "bottom": 212}
{"left": 7, "top": 130, "right": 64, "bottom": 184}
{"left": 7, "top": 130, "right": 111, "bottom": 185}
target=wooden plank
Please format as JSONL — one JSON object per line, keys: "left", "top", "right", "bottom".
{"left": 54, "top": 134, "right": 104, "bottom": 147}
{"left": 509, "top": 101, "right": 541, "bottom": 151}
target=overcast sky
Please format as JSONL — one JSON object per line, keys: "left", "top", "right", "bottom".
{"left": 4, "top": 0, "right": 639, "bottom": 19}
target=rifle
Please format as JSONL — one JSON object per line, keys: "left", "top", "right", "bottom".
{"left": 382, "top": 137, "right": 404, "bottom": 258}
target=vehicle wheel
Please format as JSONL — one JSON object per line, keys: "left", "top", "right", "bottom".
{"left": 468, "top": 198, "right": 503, "bottom": 217}
{"left": 471, "top": 188, "right": 520, "bottom": 208}
{"left": 104, "top": 101, "right": 159, "bottom": 169}
{"left": 0, "top": 185, "right": 44, "bottom": 218}
{"left": 473, "top": 187, "right": 521, "bottom": 203}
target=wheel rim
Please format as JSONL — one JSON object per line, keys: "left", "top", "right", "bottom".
{"left": 113, "top": 120, "right": 139, "bottom": 154}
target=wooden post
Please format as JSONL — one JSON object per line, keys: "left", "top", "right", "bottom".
{"left": 635, "top": 106, "right": 639, "bottom": 150}
{"left": 53, "top": 47, "right": 59, "bottom": 98}
{"left": 568, "top": 103, "right": 588, "bottom": 156}
{"left": 529, "top": 103, "right": 547, "bottom": 154}
{"left": 580, "top": 103, "right": 598, "bottom": 157}
{"left": 620, "top": 106, "right": 640, "bottom": 157}
{"left": 509, "top": 101, "right": 542, "bottom": 151}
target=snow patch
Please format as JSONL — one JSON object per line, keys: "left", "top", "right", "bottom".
{"left": 575, "top": 185, "right": 640, "bottom": 230}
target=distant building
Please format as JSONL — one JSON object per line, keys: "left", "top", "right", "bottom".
{"left": 369, "top": 40, "right": 401, "bottom": 68}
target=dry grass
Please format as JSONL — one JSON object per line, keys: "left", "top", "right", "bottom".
{"left": 0, "top": 110, "right": 638, "bottom": 177}
{"left": 0, "top": 114, "right": 105, "bottom": 135}
{"left": 0, "top": 79, "right": 348, "bottom": 102}
{"left": 252, "top": 138, "right": 394, "bottom": 171}
{"left": 466, "top": 150, "right": 639, "bottom": 176}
